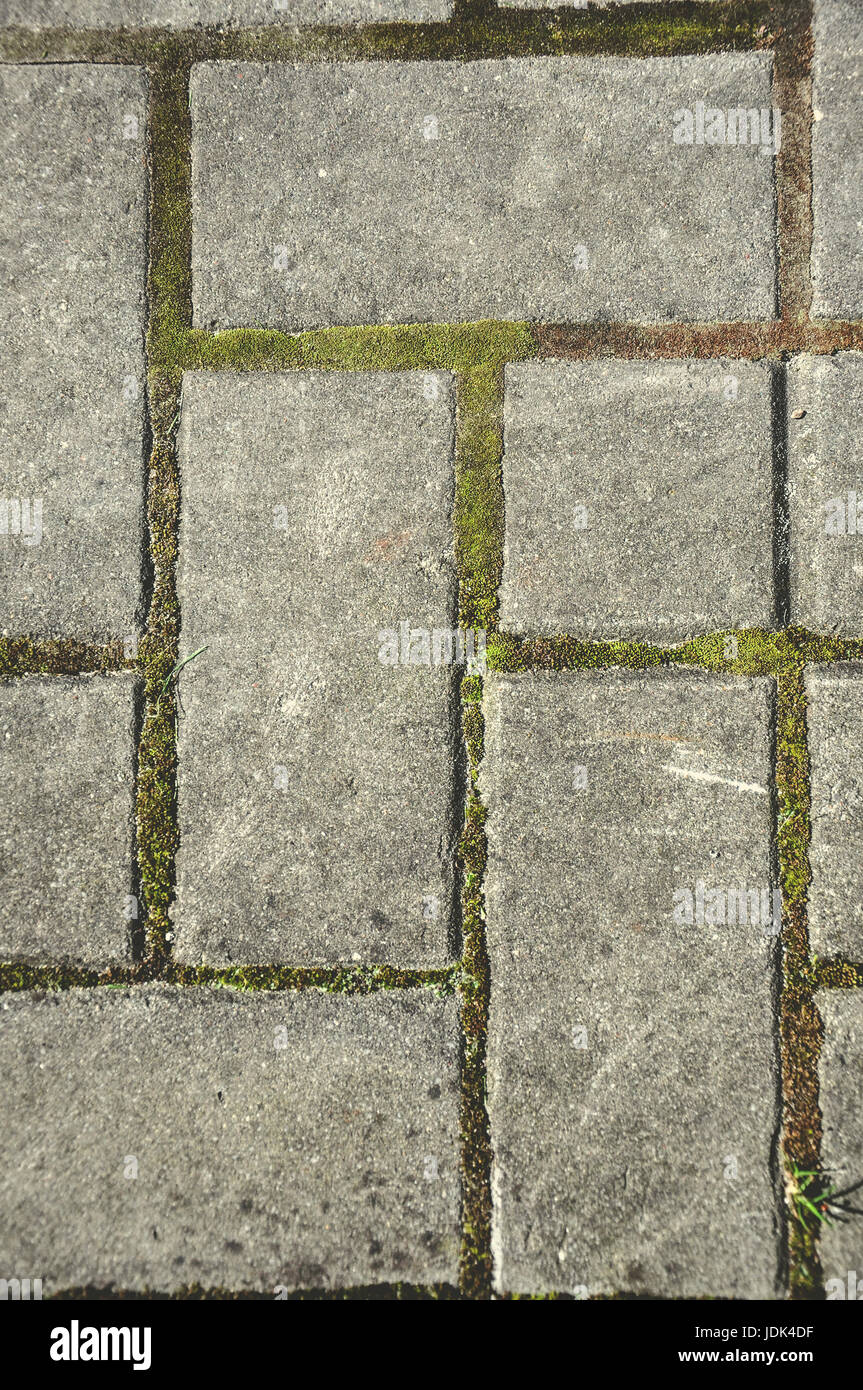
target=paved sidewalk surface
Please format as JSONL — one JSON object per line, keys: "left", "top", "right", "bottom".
{"left": 1, "top": 0, "right": 862, "bottom": 1302}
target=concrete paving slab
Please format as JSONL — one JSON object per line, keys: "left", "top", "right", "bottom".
{"left": 805, "top": 664, "right": 863, "bottom": 961}
{"left": 0, "top": 986, "right": 461, "bottom": 1292}
{"left": 0, "top": 674, "right": 138, "bottom": 966}
{"left": 811, "top": 0, "right": 863, "bottom": 319}
{"left": 501, "top": 359, "right": 776, "bottom": 640}
{"left": 0, "top": 0, "right": 452, "bottom": 25}
{"left": 816, "top": 991, "right": 863, "bottom": 1293}
{"left": 788, "top": 352, "right": 863, "bottom": 634}
{"left": 0, "top": 64, "right": 147, "bottom": 640}
{"left": 191, "top": 55, "right": 778, "bottom": 329}
{"left": 482, "top": 669, "right": 781, "bottom": 1298}
{"left": 174, "top": 371, "right": 461, "bottom": 968}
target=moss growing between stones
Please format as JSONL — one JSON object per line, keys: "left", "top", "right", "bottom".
{"left": 0, "top": 3, "right": 772, "bottom": 68}
{"left": 134, "top": 377, "right": 182, "bottom": 961}
{"left": 0, "top": 639, "right": 130, "bottom": 678}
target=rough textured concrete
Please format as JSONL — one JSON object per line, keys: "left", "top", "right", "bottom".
{"left": 0, "top": 987, "right": 461, "bottom": 1293}
{"left": 816, "top": 991, "right": 863, "bottom": 1289}
{"left": 811, "top": 0, "right": 863, "bottom": 319}
{"left": 501, "top": 359, "right": 775, "bottom": 640}
{"left": 0, "top": 675, "right": 138, "bottom": 966}
{"left": 191, "top": 56, "right": 777, "bottom": 330}
{"left": 0, "top": 65, "right": 146, "bottom": 640}
{"left": 174, "top": 371, "right": 460, "bottom": 968}
{"left": 788, "top": 353, "right": 863, "bottom": 634}
{"left": 0, "top": 0, "right": 452, "bottom": 23}
{"left": 482, "top": 670, "right": 781, "bottom": 1299}
{"left": 805, "top": 665, "right": 863, "bottom": 961}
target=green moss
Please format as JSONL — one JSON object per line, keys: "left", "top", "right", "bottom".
{"left": 0, "top": 3, "right": 772, "bottom": 66}
{"left": 0, "top": 962, "right": 457, "bottom": 995}
{"left": 133, "top": 379, "right": 182, "bottom": 961}
{"left": 0, "top": 639, "right": 130, "bottom": 679}
{"left": 456, "top": 362, "right": 510, "bottom": 633}
{"left": 147, "top": 63, "right": 192, "bottom": 379}
{"left": 167, "top": 320, "right": 535, "bottom": 379}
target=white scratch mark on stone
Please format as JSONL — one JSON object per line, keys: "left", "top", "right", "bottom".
{"left": 662, "top": 764, "right": 768, "bottom": 795}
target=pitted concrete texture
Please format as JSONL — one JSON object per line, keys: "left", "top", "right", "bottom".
{"left": 0, "top": 987, "right": 462, "bottom": 1292}
{"left": 0, "top": 64, "right": 146, "bottom": 639}
{"left": 482, "top": 669, "right": 781, "bottom": 1299}
{"left": 0, "top": 675, "right": 138, "bottom": 967}
{"left": 500, "top": 358, "right": 776, "bottom": 641}
{"left": 191, "top": 55, "right": 778, "bottom": 330}
{"left": 174, "top": 371, "right": 460, "bottom": 968}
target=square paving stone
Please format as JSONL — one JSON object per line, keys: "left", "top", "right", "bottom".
{"left": 0, "top": 674, "right": 138, "bottom": 966}
{"left": 174, "top": 371, "right": 461, "bottom": 968}
{"left": 812, "top": 0, "right": 863, "bottom": 319}
{"left": 0, "top": 0, "right": 452, "bottom": 24}
{"left": 500, "top": 359, "right": 776, "bottom": 641}
{"left": 0, "top": 64, "right": 147, "bottom": 640}
{"left": 788, "top": 352, "right": 863, "bottom": 634}
{"left": 805, "top": 664, "right": 863, "bottom": 961}
{"left": 0, "top": 987, "right": 461, "bottom": 1293}
{"left": 190, "top": 55, "right": 778, "bottom": 329}
{"left": 482, "top": 669, "right": 782, "bottom": 1298}
{"left": 815, "top": 991, "right": 863, "bottom": 1290}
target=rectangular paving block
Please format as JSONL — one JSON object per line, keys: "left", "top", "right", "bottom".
{"left": 482, "top": 669, "right": 781, "bottom": 1298}
{"left": 501, "top": 359, "right": 776, "bottom": 641}
{"left": 788, "top": 352, "right": 863, "bottom": 634}
{"left": 805, "top": 664, "right": 863, "bottom": 961}
{"left": 811, "top": 0, "right": 863, "bottom": 319}
{"left": 0, "top": 65, "right": 147, "bottom": 640}
{"left": 174, "top": 371, "right": 460, "bottom": 968}
{"left": 191, "top": 56, "right": 778, "bottom": 329}
{"left": 0, "top": 987, "right": 461, "bottom": 1292}
{"left": 815, "top": 991, "right": 863, "bottom": 1291}
{"left": 0, "top": 675, "right": 138, "bottom": 966}
{"left": 0, "top": 0, "right": 452, "bottom": 24}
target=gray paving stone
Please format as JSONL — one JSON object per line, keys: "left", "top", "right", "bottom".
{"left": 0, "top": 0, "right": 452, "bottom": 24}
{"left": 811, "top": 0, "right": 863, "bottom": 319}
{"left": 788, "top": 352, "right": 863, "bottom": 634}
{"left": 482, "top": 669, "right": 781, "bottom": 1298}
{"left": 0, "top": 65, "right": 147, "bottom": 641}
{"left": 174, "top": 371, "right": 460, "bottom": 968}
{"left": 0, "top": 675, "right": 138, "bottom": 966}
{"left": 191, "top": 56, "right": 777, "bottom": 330}
{"left": 0, "top": 986, "right": 461, "bottom": 1292}
{"left": 815, "top": 991, "right": 863, "bottom": 1291}
{"left": 501, "top": 359, "right": 775, "bottom": 641}
{"left": 805, "top": 664, "right": 863, "bottom": 961}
